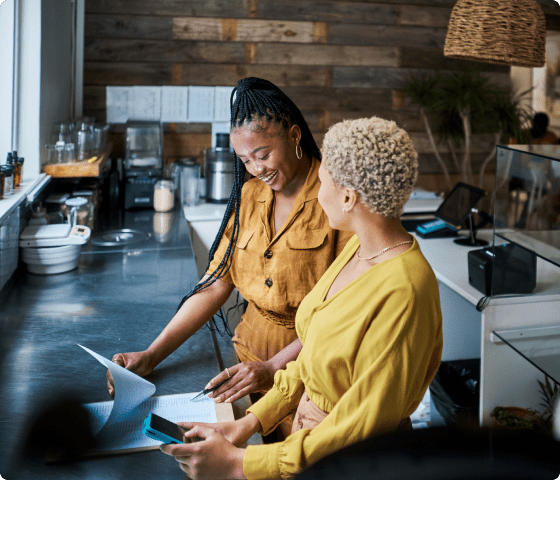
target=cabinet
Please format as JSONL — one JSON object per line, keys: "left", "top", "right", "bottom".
{"left": 419, "top": 144, "right": 560, "bottom": 426}
{"left": 416, "top": 232, "right": 560, "bottom": 426}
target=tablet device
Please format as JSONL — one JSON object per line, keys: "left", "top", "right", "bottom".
{"left": 434, "top": 182, "right": 487, "bottom": 229}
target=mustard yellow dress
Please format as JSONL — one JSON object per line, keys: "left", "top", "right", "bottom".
{"left": 243, "top": 235, "right": 443, "bottom": 479}
{"left": 207, "top": 158, "right": 352, "bottom": 362}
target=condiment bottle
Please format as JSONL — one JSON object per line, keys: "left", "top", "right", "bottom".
{"left": 1, "top": 164, "right": 14, "bottom": 196}
{"left": 12, "top": 151, "right": 22, "bottom": 189}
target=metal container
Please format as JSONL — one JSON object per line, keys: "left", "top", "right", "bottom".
{"left": 205, "top": 133, "right": 234, "bottom": 203}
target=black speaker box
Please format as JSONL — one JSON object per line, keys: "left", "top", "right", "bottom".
{"left": 468, "top": 244, "right": 536, "bottom": 296}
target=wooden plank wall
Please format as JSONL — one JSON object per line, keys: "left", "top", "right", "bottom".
{"left": 83, "top": 0, "right": 560, "bottom": 193}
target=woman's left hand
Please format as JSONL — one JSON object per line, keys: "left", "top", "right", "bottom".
{"left": 206, "top": 361, "right": 275, "bottom": 403}
{"left": 160, "top": 424, "right": 246, "bottom": 479}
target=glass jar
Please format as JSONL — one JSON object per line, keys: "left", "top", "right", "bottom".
{"left": 1, "top": 164, "right": 14, "bottom": 196}
{"left": 153, "top": 179, "right": 176, "bottom": 212}
{"left": 65, "top": 196, "right": 94, "bottom": 230}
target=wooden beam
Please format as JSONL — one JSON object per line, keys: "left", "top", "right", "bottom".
{"left": 173, "top": 17, "right": 318, "bottom": 43}
{"left": 84, "top": 38, "right": 245, "bottom": 64}
{"left": 321, "top": 109, "right": 424, "bottom": 133}
{"left": 85, "top": 0, "right": 249, "bottom": 18}
{"left": 173, "top": 63, "right": 331, "bottom": 86}
{"left": 172, "top": 17, "right": 222, "bottom": 41}
{"left": 253, "top": 0, "right": 398, "bottom": 25}
{"left": 398, "top": 5, "right": 452, "bottom": 27}
{"left": 85, "top": 13, "right": 174, "bottom": 39}
{"left": 330, "top": 22, "right": 447, "bottom": 48}
{"left": 83, "top": 62, "right": 173, "bottom": 85}
{"left": 254, "top": 43, "right": 399, "bottom": 66}
{"left": 281, "top": 86, "right": 393, "bottom": 112}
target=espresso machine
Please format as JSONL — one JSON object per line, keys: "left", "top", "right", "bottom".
{"left": 123, "top": 121, "right": 163, "bottom": 209}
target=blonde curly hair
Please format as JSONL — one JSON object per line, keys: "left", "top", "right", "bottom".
{"left": 321, "top": 117, "right": 418, "bottom": 218}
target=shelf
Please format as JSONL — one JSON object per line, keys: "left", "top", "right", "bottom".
{"left": 42, "top": 144, "right": 112, "bottom": 178}
{"left": 492, "top": 326, "right": 560, "bottom": 385}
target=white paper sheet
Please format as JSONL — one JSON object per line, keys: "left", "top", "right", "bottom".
{"left": 213, "top": 86, "right": 234, "bottom": 121}
{"left": 106, "top": 87, "right": 130, "bottom": 123}
{"left": 82, "top": 393, "right": 217, "bottom": 452}
{"left": 161, "top": 86, "right": 189, "bottom": 122}
{"left": 78, "top": 345, "right": 217, "bottom": 452}
{"left": 188, "top": 86, "right": 215, "bottom": 122}
{"left": 79, "top": 345, "right": 156, "bottom": 433}
{"left": 130, "top": 86, "right": 162, "bottom": 121}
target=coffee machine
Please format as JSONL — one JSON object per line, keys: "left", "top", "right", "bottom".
{"left": 124, "top": 121, "right": 163, "bottom": 209}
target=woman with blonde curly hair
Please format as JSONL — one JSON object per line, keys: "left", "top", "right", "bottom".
{"left": 160, "top": 117, "right": 443, "bottom": 479}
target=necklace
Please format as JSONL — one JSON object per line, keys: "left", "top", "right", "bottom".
{"left": 355, "top": 240, "right": 413, "bottom": 261}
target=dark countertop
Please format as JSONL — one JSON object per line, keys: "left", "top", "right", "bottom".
{"left": 0, "top": 207, "right": 238, "bottom": 480}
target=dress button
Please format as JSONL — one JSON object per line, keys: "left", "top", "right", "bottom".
{"left": 264, "top": 250, "right": 273, "bottom": 259}
{"left": 265, "top": 278, "right": 273, "bottom": 287}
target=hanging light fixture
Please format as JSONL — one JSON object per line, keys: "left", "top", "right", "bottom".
{"left": 444, "top": 0, "right": 546, "bottom": 68}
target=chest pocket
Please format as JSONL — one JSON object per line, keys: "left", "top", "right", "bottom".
{"left": 286, "top": 228, "right": 328, "bottom": 250}
{"left": 236, "top": 229, "right": 254, "bottom": 249}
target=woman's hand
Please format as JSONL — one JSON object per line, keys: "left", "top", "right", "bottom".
{"left": 106, "top": 351, "right": 154, "bottom": 397}
{"left": 206, "top": 361, "right": 276, "bottom": 403}
{"left": 161, "top": 425, "right": 246, "bottom": 480}
{"left": 178, "top": 416, "right": 256, "bottom": 447}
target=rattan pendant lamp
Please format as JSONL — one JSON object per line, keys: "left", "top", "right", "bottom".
{"left": 444, "top": 0, "right": 546, "bottom": 67}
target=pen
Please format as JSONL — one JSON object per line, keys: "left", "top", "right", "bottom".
{"left": 189, "top": 378, "right": 229, "bottom": 402}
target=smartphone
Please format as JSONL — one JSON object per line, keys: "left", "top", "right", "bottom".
{"left": 142, "top": 413, "right": 186, "bottom": 445}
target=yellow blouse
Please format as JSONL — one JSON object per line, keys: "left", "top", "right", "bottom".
{"left": 206, "top": 158, "right": 352, "bottom": 361}
{"left": 243, "top": 235, "right": 443, "bottom": 479}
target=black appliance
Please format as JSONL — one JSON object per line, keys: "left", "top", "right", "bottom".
{"left": 468, "top": 243, "right": 537, "bottom": 296}
{"left": 123, "top": 121, "right": 163, "bottom": 209}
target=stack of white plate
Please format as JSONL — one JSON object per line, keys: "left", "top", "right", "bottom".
{"left": 21, "top": 244, "right": 82, "bottom": 275}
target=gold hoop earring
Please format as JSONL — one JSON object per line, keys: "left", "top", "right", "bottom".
{"left": 295, "top": 143, "right": 302, "bottom": 160}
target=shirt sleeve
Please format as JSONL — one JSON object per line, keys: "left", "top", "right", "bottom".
{"left": 246, "top": 358, "right": 305, "bottom": 435}
{"left": 205, "top": 213, "right": 235, "bottom": 285}
{"left": 243, "top": 282, "right": 442, "bottom": 479}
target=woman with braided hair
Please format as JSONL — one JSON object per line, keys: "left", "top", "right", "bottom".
{"left": 107, "top": 78, "right": 352, "bottom": 419}
{"left": 161, "top": 117, "right": 443, "bottom": 479}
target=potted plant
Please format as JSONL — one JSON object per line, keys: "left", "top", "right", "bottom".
{"left": 400, "top": 69, "right": 531, "bottom": 190}
{"left": 492, "top": 406, "right": 548, "bottom": 431}
{"left": 537, "top": 375, "right": 559, "bottom": 429}
{"left": 492, "top": 375, "right": 559, "bottom": 432}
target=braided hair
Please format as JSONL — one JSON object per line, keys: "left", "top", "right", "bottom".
{"left": 178, "top": 77, "right": 321, "bottom": 316}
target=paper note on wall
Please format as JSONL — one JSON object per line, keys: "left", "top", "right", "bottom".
{"left": 129, "top": 86, "right": 162, "bottom": 121}
{"left": 214, "top": 86, "right": 234, "bottom": 122}
{"left": 161, "top": 86, "right": 189, "bottom": 122}
{"left": 188, "top": 86, "right": 215, "bottom": 122}
{"left": 106, "top": 87, "right": 130, "bottom": 123}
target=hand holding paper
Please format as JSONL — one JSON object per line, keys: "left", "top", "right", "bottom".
{"left": 77, "top": 345, "right": 220, "bottom": 455}
{"left": 79, "top": 344, "right": 156, "bottom": 434}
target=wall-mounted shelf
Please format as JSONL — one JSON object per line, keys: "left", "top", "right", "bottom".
{"left": 491, "top": 326, "right": 560, "bottom": 385}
